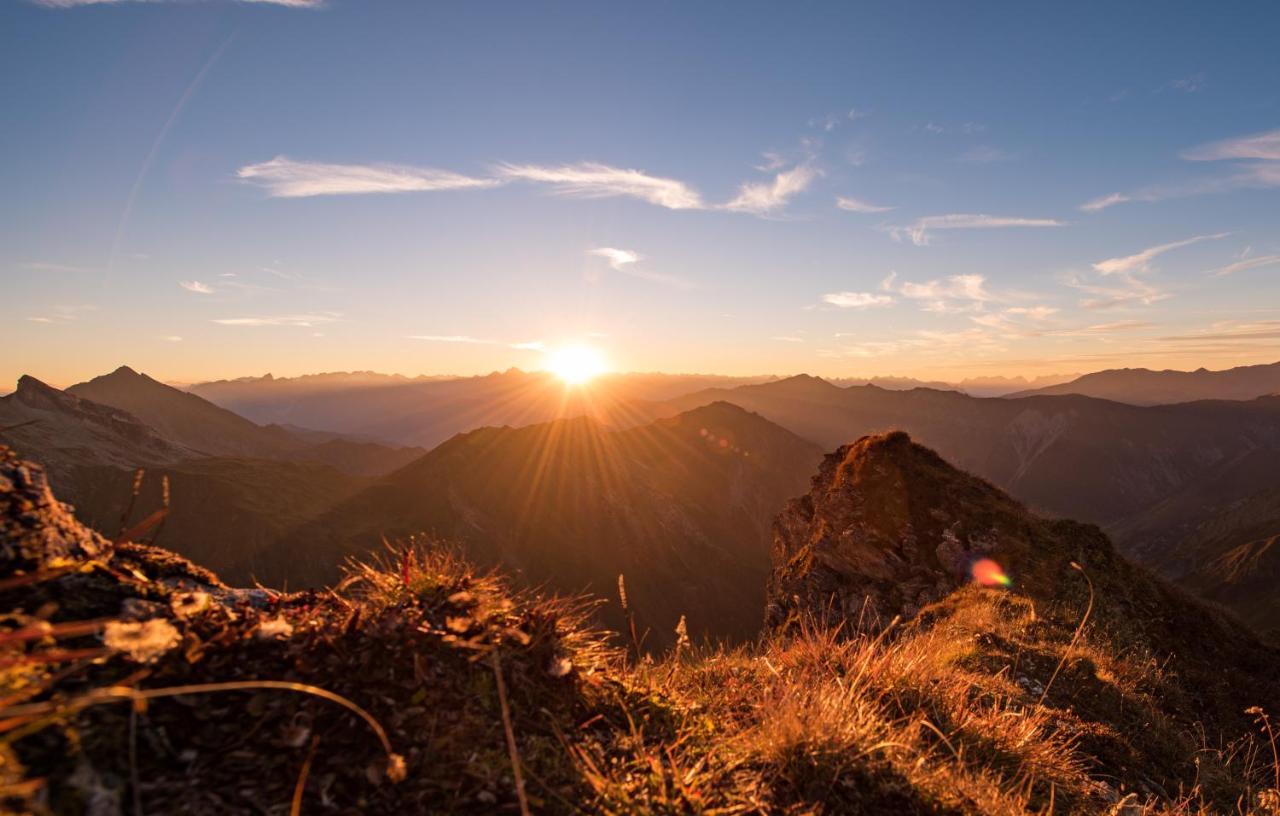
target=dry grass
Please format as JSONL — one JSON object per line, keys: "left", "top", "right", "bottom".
{"left": 3, "top": 534, "right": 1280, "bottom": 814}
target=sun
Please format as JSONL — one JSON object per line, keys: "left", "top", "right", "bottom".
{"left": 544, "top": 345, "right": 609, "bottom": 385}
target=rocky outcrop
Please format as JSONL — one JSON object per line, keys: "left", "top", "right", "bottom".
{"left": 0, "top": 443, "right": 107, "bottom": 573}
{"left": 767, "top": 431, "right": 1115, "bottom": 630}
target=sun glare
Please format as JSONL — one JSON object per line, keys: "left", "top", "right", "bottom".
{"left": 545, "top": 345, "right": 608, "bottom": 385}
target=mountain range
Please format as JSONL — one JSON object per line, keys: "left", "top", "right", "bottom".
{"left": 8, "top": 429, "right": 1279, "bottom": 813}
{"left": 7, "top": 363, "right": 1280, "bottom": 640}
{"left": 1008, "top": 360, "right": 1280, "bottom": 404}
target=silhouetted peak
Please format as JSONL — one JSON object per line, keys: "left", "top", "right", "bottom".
{"left": 770, "top": 373, "right": 838, "bottom": 393}
{"left": 15, "top": 374, "right": 59, "bottom": 396}
{"left": 11, "top": 375, "right": 74, "bottom": 409}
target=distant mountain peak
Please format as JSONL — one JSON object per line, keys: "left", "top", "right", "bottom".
{"left": 15, "top": 374, "right": 58, "bottom": 395}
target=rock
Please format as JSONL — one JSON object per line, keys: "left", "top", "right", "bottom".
{"left": 0, "top": 444, "right": 107, "bottom": 573}
{"left": 766, "top": 431, "right": 1113, "bottom": 632}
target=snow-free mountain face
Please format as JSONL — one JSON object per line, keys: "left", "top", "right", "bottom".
{"left": 281, "top": 401, "right": 824, "bottom": 643}
{"left": 669, "top": 375, "right": 1280, "bottom": 529}
{"left": 0, "top": 369, "right": 423, "bottom": 582}
{"left": 1006, "top": 360, "right": 1280, "bottom": 405}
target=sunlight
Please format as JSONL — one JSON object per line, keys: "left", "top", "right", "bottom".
{"left": 544, "top": 344, "right": 608, "bottom": 385}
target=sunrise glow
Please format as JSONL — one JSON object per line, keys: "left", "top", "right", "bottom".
{"left": 544, "top": 345, "right": 608, "bottom": 385}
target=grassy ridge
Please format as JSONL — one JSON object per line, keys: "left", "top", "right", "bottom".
{"left": 3, "top": 442, "right": 1280, "bottom": 814}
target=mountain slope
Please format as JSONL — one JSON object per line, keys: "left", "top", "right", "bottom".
{"left": 0, "top": 375, "right": 193, "bottom": 498}
{"left": 766, "top": 431, "right": 1280, "bottom": 806}
{"left": 669, "top": 376, "right": 1280, "bottom": 530}
{"left": 1, "top": 376, "right": 375, "bottom": 581}
{"left": 282, "top": 402, "right": 824, "bottom": 642}
{"left": 1182, "top": 534, "right": 1280, "bottom": 639}
{"left": 68, "top": 365, "right": 303, "bottom": 458}
{"left": 7, "top": 440, "right": 1280, "bottom": 814}
{"left": 66, "top": 366, "right": 421, "bottom": 476}
{"left": 1007, "top": 360, "right": 1280, "bottom": 404}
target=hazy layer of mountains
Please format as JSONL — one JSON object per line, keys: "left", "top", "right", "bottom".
{"left": 4, "top": 361, "right": 1280, "bottom": 641}
{"left": 1008, "top": 360, "right": 1280, "bottom": 404}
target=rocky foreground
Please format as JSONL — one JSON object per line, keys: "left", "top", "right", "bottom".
{"left": 2, "top": 437, "right": 1280, "bottom": 814}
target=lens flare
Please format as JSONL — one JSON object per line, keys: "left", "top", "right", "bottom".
{"left": 971, "top": 558, "right": 1011, "bottom": 588}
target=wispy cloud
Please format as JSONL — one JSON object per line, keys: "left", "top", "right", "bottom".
{"left": 1055, "top": 320, "right": 1156, "bottom": 336}
{"left": 1181, "top": 128, "right": 1280, "bottom": 162}
{"left": 818, "top": 325, "right": 1005, "bottom": 360}
{"left": 1005, "top": 306, "right": 1059, "bottom": 320}
{"left": 33, "top": 0, "right": 321, "bottom": 6}
{"left": 1066, "top": 275, "right": 1170, "bottom": 310}
{"left": 1160, "top": 320, "right": 1280, "bottom": 343}
{"left": 213, "top": 312, "right": 342, "bottom": 327}
{"left": 407, "top": 334, "right": 551, "bottom": 351}
{"left": 1079, "top": 192, "right": 1130, "bottom": 212}
{"left": 1081, "top": 128, "right": 1280, "bottom": 211}
{"left": 835, "top": 195, "right": 893, "bottom": 213}
{"left": 892, "top": 273, "right": 993, "bottom": 311}
{"left": 586, "top": 247, "right": 693, "bottom": 288}
{"left": 1067, "top": 233, "right": 1224, "bottom": 309}
{"left": 722, "top": 165, "right": 818, "bottom": 215}
{"left": 24, "top": 304, "right": 98, "bottom": 324}
{"left": 1206, "top": 254, "right": 1280, "bottom": 277}
{"left": 238, "top": 156, "right": 499, "bottom": 198}
{"left": 588, "top": 247, "right": 640, "bottom": 271}
{"left": 772, "top": 336, "right": 805, "bottom": 342}
{"left": 884, "top": 213, "right": 1064, "bottom": 246}
{"left": 180, "top": 280, "right": 214, "bottom": 294}
{"left": 1167, "top": 73, "right": 1207, "bottom": 93}
{"left": 496, "top": 161, "right": 704, "bottom": 210}
{"left": 821, "top": 291, "right": 894, "bottom": 308}
{"left": 1092, "top": 233, "right": 1228, "bottom": 275}
{"left": 406, "top": 334, "right": 494, "bottom": 344}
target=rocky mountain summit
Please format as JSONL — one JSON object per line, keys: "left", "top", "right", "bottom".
{"left": 768, "top": 430, "right": 1116, "bottom": 630}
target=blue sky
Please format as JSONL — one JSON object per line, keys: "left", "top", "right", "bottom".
{"left": 4, "top": 0, "right": 1279, "bottom": 388}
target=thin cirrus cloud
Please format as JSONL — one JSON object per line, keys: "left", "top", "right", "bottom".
{"left": 821, "top": 291, "right": 894, "bottom": 308}
{"left": 406, "top": 335, "right": 495, "bottom": 344}
{"left": 721, "top": 165, "right": 818, "bottom": 215}
{"left": 835, "top": 195, "right": 894, "bottom": 214}
{"left": 886, "top": 272, "right": 999, "bottom": 313}
{"left": 1091, "top": 233, "right": 1228, "bottom": 275}
{"left": 237, "top": 156, "right": 500, "bottom": 198}
{"left": 495, "top": 161, "right": 705, "bottom": 210}
{"left": 1080, "top": 128, "right": 1280, "bottom": 211}
{"left": 1206, "top": 254, "right": 1280, "bottom": 277}
{"left": 239, "top": 155, "right": 822, "bottom": 216}
{"left": 1064, "top": 234, "right": 1228, "bottom": 311}
{"left": 408, "top": 335, "right": 547, "bottom": 351}
{"left": 884, "top": 214, "right": 1064, "bottom": 246}
{"left": 180, "top": 280, "right": 214, "bottom": 294}
{"left": 586, "top": 247, "right": 693, "bottom": 289}
{"left": 212, "top": 313, "right": 341, "bottom": 327}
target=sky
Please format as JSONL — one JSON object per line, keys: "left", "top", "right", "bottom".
{"left": 3, "top": 0, "right": 1280, "bottom": 389}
